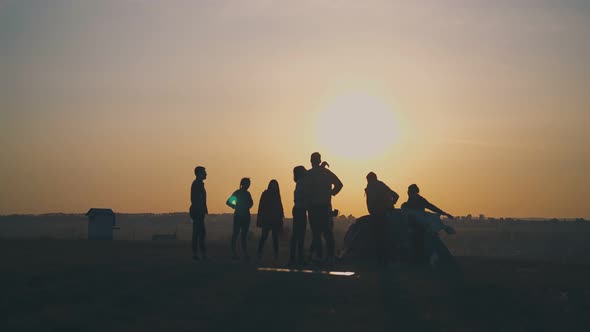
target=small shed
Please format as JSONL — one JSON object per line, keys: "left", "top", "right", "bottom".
{"left": 86, "top": 208, "right": 117, "bottom": 240}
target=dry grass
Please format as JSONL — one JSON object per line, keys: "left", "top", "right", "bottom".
{"left": 1, "top": 239, "right": 589, "bottom": 332}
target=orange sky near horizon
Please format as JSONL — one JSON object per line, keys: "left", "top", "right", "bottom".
{"left": 1, "top": 1, "right": 589, "bottom": 218}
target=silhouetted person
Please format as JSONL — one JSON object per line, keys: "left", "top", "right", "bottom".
{"left": 227, "top": 178, "right": 254, "bottom": 260}
{"left": 403, "top": 184, "right": 454, "bottom": 264}
{"left": 190, "top": 166, "right": 208, "bottom": 260}
{"left": 257, "top": 180, "right": 284, "bottom": 262}
{"left": 365, "top": 172, "right": 399, "bottom": 265}
{"left": 307, "top": 161, "right": 329, "bottom": 260}
{"left": 304, "top": 152, "right": 343, "bottom": 266}
{"left": 289, "top": 166, "right": 308, "bottom": 266}
{"left": 404, "top": 184, "right": 454, "bottom": 218}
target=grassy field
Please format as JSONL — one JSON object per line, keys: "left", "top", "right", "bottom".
{"left": 2, "top": 213, "right": 590, "bottom": 264}
{"left": 1, "top": 239, "right": 589, "bottom": 332}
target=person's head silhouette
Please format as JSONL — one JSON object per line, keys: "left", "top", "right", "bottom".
{"left": 366, "top": 172, "right": 378, "bottom": 183}
{"left": 293, "top": 166, "right": 306, "bottom": 182}
{"left": 267, "top": 179, "right": 280, "bottom": 193}
{"left": 311, "top": 152, "right": 321, "bottom": 167}
{"left": 194, "top": 166, "right": 207, "bottom": 180}
{"left": 240, "top": 178, "right": 251, "bottom": 190}
{"left": 408, "top": 184, "right": 419, "bottom": 196}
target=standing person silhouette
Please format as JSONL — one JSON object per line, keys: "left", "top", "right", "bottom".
{"left": 190, "top": 166, "right": 208, "bottom": 260}
{"left": 304, "top": 152, "right": 343, "bottom": 266}
{"left": 365, "top": 172, "right": 399, "bottom": 266}
{"left": 403, "top": 184, "right": 454, "bottom": 264}
{"left": 227, "top": 178, "right": 254, "bottom": 261}
{"left": 256, "top": 180, "right": 284, "bottom": 263}
{"left": 289, "top": 166, "right": 308, "bottom": 266}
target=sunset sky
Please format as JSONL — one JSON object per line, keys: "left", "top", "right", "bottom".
{"left": 1, "top": 0, "right": 589, "bottom": 218}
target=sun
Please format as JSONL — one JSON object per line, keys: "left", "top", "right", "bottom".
{"left": 315, "top": 93, "right": 398, "bottom": 159}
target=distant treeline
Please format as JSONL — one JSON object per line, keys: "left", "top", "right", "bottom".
{"left": 1, "top": 213, "right": 590, "bottom": 263}
{"left": 0, "top": 213, "right": 357, "bottom": 224}
{"left": 0, "top": 213, "right": 585, "bottom": 224}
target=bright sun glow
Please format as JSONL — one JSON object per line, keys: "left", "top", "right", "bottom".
{"left": 316, "top": 93, "right": 398, "bottom": 159}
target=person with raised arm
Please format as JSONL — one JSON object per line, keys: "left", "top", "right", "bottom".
{"left": 404, "top": 184, "right": 454, "bottom": 220}
{"left": 402, "top": 184, "right": 455, "bottom": 265}
{"left": 303, "top": 152, "right": 343, "bottom": 267}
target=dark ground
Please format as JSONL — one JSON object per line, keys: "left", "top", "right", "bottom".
{"left": 1, "top": 239, "right": 589, "bottom": 332}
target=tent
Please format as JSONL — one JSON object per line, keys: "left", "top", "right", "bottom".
{"left": 340, "top": 211, "right": 460, "bottom": 273}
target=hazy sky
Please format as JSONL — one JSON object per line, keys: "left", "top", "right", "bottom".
{"left": 1, "top": 0, "right": 589, "bottom": 218}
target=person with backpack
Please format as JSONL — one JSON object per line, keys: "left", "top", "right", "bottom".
{"left": 227, "top": 178, "right": 254, "bottom": 261}
{"left": 256, "top": 180, "right": 284, "bottom": 262}
{"left": 364, "top": 172, "right": 400, "bottom": 266}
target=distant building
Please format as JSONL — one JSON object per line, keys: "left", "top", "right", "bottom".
{"left": 86, "top": 208, "right": 117, "bottom": 240}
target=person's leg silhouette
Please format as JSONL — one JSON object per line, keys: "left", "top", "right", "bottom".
{"left": 241, "top": 216, "right": 250, "bottom": 259}
{"left": 231, "top": 215, "right": 241, "bottom": 259}
{"left": 272, "top": 228, "right": 279, "bottom": 260}
{"left": 258, "top": 227, "right": 269, "bottom": 258}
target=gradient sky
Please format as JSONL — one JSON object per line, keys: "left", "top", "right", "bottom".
{"left": 1, "top": 0, "right": 589, "bottom": 218}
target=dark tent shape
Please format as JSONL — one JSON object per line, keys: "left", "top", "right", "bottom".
{"left": 340, "top": 212, "right": 461, "bottom": 276}
{"left": 340, "top": 214, "right": 410, "bottom": 260}
{"left": 341, "top": 215, "right": 375, "bottom": 260}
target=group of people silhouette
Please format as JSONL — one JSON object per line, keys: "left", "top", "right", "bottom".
{"left": 190, "top": 152, "right": 454, "bottom": 268}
